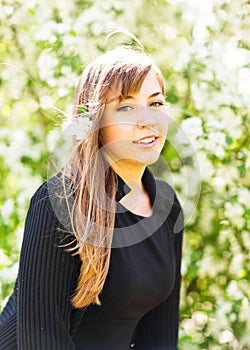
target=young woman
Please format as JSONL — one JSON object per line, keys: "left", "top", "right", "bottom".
{"left": 0, "top": 47, "right": 184, "bottom": 350}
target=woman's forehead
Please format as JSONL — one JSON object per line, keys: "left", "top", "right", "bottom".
{"left": 105, "top": 70, "right": 164, "bottom": 104}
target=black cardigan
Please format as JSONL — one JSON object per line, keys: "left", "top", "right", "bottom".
{"left": 0, "top": 168, "right": 184, "bottom": 350}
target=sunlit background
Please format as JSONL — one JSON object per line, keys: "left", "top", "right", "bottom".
{"left": 0, "top": 0, "right": 250, "bottom": 349}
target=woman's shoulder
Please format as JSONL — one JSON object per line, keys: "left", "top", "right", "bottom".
{"left": 28, "top": 172, "right": 75, "bottom": 231}
{"left": 154, "top": 177, "right": 184, "bottom": 234}
{"left": 30, "top": 172, "right": 71, "bottom": 200}
{"left": 30, "top": 171, "right": 73, "bottom": 202}
{"left": 154, "top": 177, "right": 181, "bottom": 206}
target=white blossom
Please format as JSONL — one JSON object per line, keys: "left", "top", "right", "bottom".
{"left": 181, "top": 318, "right": 196, "bottom": 336}
{"left": 176, "top": 117, "right": 203, "bottom": 148}
{"left": 192, "top": 311, "right": 208, "bottom": 330}
{"left": 34, "top": 20, "right": 71, "bottom": 41}
{"left": 0, "top": 262, "right": 19, "bottom": 284}
{"left": 37, "top": 52, "right": 58, "bottom": 81}
{"left": 1, "top": 199, "right": 14, "bottom": 223}
{"left": 0, "top": 250, "right": 9, "bottom": 265}
{"left": 62, "top": 115, "right": 93, "bottom": 142}
{"left": 229, "top": 254, "right": 244, "bottom": 276}
{"left": 219, "top": 330, "right": 234, "bottom": 344}
{"left": 224, "top": 202, "right": 244, "bottom": 220}
{"left": 237, "top": 188, "right": 250, "bottom": 207}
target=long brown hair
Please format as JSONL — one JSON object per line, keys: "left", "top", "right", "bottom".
{"left": 62, "top": 47, "right": 165, "bottom": 309}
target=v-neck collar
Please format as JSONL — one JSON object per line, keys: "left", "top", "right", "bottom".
{"left": 115, "top": 166, "right": 179, "bottom": 221}
{"left": 115, "top": 167, "right": 156, "bottom": 207}
{"left": 112, "top": 167, "right": 181, "bottom": 247}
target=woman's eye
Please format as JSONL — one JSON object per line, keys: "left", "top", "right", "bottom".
{"left": 150, "top": 101, "right": 164, "bottom": 107}
{"left": 117, "top": 105, "right": 133, "bottom": 112}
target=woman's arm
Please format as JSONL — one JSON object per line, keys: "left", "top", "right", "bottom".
{"left": 17, "top": 179, "right": 83, "bottom": 350}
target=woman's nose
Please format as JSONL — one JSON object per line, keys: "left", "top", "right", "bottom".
{"left": 137, "top": 105, "right": 156, "bottom": 128}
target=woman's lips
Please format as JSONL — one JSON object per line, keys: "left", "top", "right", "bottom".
{"left": 133, "top": 135, "right": 158, "bottom": 147}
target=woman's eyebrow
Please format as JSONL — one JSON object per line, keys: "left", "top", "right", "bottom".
{"left": 107, "top": 91, "right": 164, "bottom": 104}
{"left": 108, "top": 94, "right": 134, "bottom": 103}
{"left": 148, "top": 92, "right": 164, "bottom": 98}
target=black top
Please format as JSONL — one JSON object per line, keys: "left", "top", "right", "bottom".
{"left": 0, "top": 168, "right": 184, "bottom": 350}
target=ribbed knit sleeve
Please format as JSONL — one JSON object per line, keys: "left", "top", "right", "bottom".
{"left": 16, "top": 181, "right": 81, "bottom": 350}
{"left": 0, "top": 282, "right": 18, "bottom": 349}
{"left": 0, "top": 314, "right": 17, "bottom": 349}
{"left": 131, "top": 195, "right": 184, "bottom": 350}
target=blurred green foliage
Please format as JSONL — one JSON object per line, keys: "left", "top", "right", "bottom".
{"left": 0, "top": 0, "right": 250, "bottom": 348}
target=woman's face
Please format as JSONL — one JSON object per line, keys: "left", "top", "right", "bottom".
{"left": 99, "top": 70, "right": 168, "bottom": 168}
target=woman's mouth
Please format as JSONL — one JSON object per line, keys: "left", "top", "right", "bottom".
{"left": 133, "top": 135, "right": 158, "bottom": 147}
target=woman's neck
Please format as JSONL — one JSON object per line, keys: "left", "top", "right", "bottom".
{"left": 111, "top": 161, "right": 146, "bottom": 192}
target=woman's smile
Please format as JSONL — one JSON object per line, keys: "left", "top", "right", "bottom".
{"left": 133, "top": 134, "right": 159, "bottom": 147}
